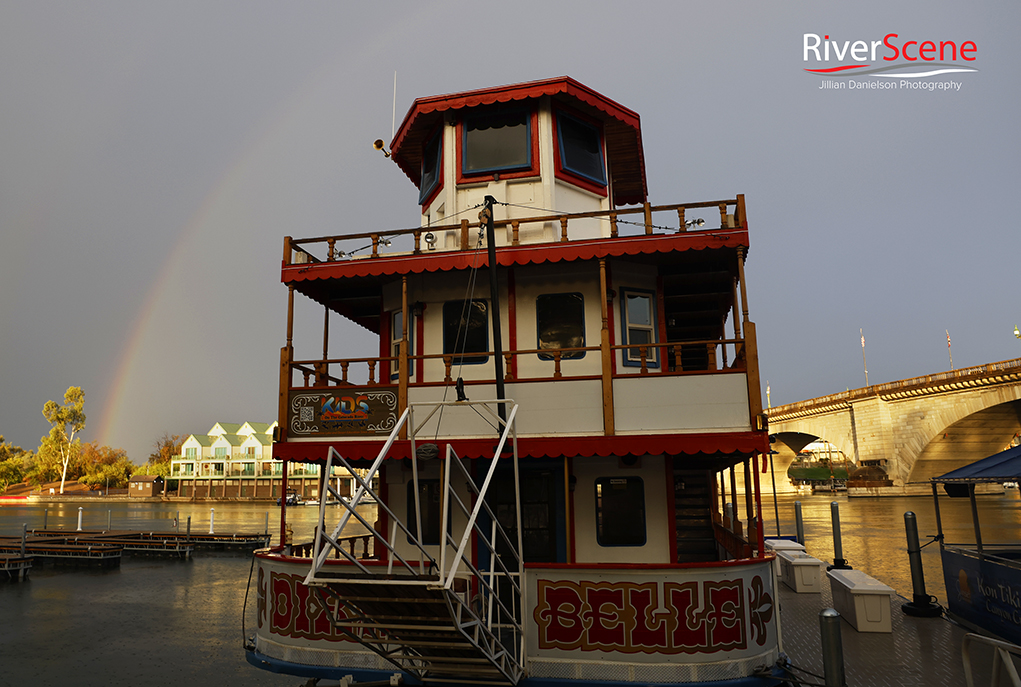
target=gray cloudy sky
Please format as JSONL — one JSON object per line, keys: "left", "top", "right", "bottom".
{"left": 1, "top": 1, "right": 1018, "bottom": 463}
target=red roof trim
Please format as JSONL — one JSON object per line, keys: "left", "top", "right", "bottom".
{"left": 284, "top": 229, "right": 749, "bottom": 283}
{"left": 393, "top": 77, "right": 640, "bottom": 154}
{"left": 273, "top": 431, "right": 769, "bottom": 463}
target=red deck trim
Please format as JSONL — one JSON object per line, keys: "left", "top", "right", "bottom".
{"left": 523, "top": 557, "right": 769, "bottom": 570}
{"left": 273, "top": 431, "right": 769, "bottom": 463}
{"left": 284, "top": 229, "right": 749, "bottom": 284}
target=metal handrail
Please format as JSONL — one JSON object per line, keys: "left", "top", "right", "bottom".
{"left": 962, "top": 633, "right": 1021, "bottom": 687}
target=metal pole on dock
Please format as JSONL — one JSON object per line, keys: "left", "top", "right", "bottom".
{"left": 208, "top": 508, "right": 215, "bottom": 534}
{"left": 795, "top": 501, "right": 805, "bottom": 545}
{"left": 175, "top": 511, "right": 180, "bottom": 534}
{"left": 829, "top": 501, "right": 851, "bottom": 570}
{"left": 264, "top": 512, "right": 269, "bottom": 535}
{"left": 819, "top": 608, "right": 846, "bottom": 687}
{"left": 768, "top": 450, "right": 780, "bottom": 537}
{"left": 21, "top": 523, "right": 27, "bottom": 556}
{"left": 186, "top": 516, "right": 191, "bottom": 542}
{"left": 107, "top": 510, "right": 112, "bottom": 531}
{"left": 43, "top": 509, "right": 48, "bottom": 530}
{"left": 902, "top": 511, "right": 942, "bottom": 617}
{"left": 77, "top": 507, "right": 84, "bottom": 531}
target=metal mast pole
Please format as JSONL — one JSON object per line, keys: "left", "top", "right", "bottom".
{"left": 483, "top": 195, "right": 507, "bottom": 425}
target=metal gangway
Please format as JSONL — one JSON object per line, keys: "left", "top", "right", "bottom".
{"left": 305, "top": 399, "right": 525, "bottom": 685}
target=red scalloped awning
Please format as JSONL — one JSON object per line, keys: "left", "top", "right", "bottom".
{"left": 273, "top": 431, "right": 769, "bottom": 464}
{"left": 389, "top": 77, "right": 647, "bottom": 207}
{"left": 284, "top": 228, "right": 749, "bottom": 284}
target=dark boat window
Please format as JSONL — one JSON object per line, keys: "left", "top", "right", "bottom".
{"left": 595, "top": 476, "right": 646, "bottom": 547}
{"left": 537, "top": 293, "right": 586, "bottom": 360}
{"left": 556, "top": 111, "right": 606, "bottom": 185}
{"left": 463, "top": 109, "right": 531, "bottom": 175}
{"left": 407, "top": 479, "right": 442, "bottom": 546}
{"left": 418, "top": 129, "right": 442, "bottom": 205}
{"left": 443, "top": 300, "right": 489, "bottom": 365}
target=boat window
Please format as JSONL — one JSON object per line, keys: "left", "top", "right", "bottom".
{"left": 390, "top": 309, "right": 414, "bottom": 380}
{"left": 462, "top": 109, "right": 531, "bottom": 175}
{"left": 407, "top": 479, "right": 443, "bottom": 546}
{"left": 443, "top": 300, "right": 489, "bottom": 365}
{"left": 620, "top": 288, "right": 659, "bottom": 368}
{"left": 418, "top": 128, "right": 442, "bottom": 205}
{"left": 555, "top": 110, "right": 606, "bottom": 186}
{"left": 595, "top": 476, "right": 646, "bottom": 547}
{"left": 536, "top": 293, "right": 586, "bottom": 360}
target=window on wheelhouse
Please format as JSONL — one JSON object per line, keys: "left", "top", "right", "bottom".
{"left": 443, "top": 300, "right": 489, "bottom": 365}
{"left": 537, "top": 292, "right": 586, "bottom": 360}
{"left": 621, "top": 288, "right": 658, "bottom": 368}
{"left": 462, "top": 109, "right": 531, "bottom": 175}
{"left": 390, "top": 309, "right": 413, "bottom": 381}
{"left": 595, "top": 476, "right": 646, "bottom": 547}
{"left": 555, "top": 109, "right": 607, "bottom": 186}
{"left": 418, "top": 128, "right": 442, "bottom": 206}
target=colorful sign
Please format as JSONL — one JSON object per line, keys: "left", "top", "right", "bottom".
{"left": 288, "top": 387, "right": 399, "bottom": 436}
{"left": 942, "top": 547, "right": 1021, "bottom": 646}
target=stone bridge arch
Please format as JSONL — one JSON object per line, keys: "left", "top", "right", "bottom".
{"left": 894, "top": 391, "right": 1021, "bottom": 484}
{"left": 767, "top": 359, "right": 1021, "bottom": 493}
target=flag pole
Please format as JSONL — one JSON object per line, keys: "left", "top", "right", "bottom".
{"left": 946, "top": 329, "right": 953, "bottom": 370}
{"left": 860, "top": 328, "right": 869, "bottom": 386}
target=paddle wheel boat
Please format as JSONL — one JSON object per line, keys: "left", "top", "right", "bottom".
{"left": 246, "top": 77, "right": 779, "bottom": 686}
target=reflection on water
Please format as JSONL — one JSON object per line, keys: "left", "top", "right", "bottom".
{"left": 2, "top": 492, "right": 1018, "bottom": 684}
{"left": 764, "top": 491, "right": 1021, "bottom": 604}
{"left": 0, "top": 501, "right": 374, "bottom": 687}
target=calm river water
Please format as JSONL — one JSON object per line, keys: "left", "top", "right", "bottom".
{"left": 1, "top": 492, "right": 1019, "bottom": 685}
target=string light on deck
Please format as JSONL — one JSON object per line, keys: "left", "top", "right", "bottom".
{"left": 684, "top": 218, "right": 705, "bottom": 230}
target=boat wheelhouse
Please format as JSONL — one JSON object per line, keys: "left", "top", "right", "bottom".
{"left": 247, "top": 77, "right": 778, "bottom": 686}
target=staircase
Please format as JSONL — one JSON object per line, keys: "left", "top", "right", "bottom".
{"left": 303, "top": 400, "right": 525, "bottom": 685}
{"left": 673, "top": 469, "right": 718, "bottom": 563}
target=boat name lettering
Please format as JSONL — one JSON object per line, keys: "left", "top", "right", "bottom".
{"left": 535, "top": 578, "right": 769, "bottom": 654}
{"left": 258, "top": 569, "right": 357, "bottom": 643}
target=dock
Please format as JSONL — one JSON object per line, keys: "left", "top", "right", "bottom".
{"left": 0, "top": 528, "right": 271, "bottom": 568}
{"left": 1, "top": 553, "right": 33, "bottom": 581}
{"left": 776, "top": 560, "right": 1008, "bottom": 685}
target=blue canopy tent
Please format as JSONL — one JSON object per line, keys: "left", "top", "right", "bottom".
{"left": 929, "top": 442, "right": 1021, "bottom": 645}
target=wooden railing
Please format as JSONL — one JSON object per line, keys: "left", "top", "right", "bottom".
{"left": 287, "top": 339, "right": 748, "bottom": 389}
{"left": 284, "top": 197, "right": 747, "bottom": 265}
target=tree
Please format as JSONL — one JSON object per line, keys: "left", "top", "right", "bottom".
{"left": 41, "top": 386, "right": 86, "bottom": 494}
{"left": 149, "top": 433, "right": 185, "bottom": 466}
{"left": 77, "top": 442, "right": 135, "bottom": 490}
{"left": 0, "top": 436, "right": 30, "bottom": 493}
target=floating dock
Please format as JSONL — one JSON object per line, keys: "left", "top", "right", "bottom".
{"left": 0, "top": 553, "right": 33, "bottom": 581}
{"left": 0, "top": 528, "right": 271, "bottom": 568}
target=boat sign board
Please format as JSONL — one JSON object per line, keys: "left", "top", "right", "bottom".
{"left": 942, "top": 546, "right": 1021, "bottom": 645}
{"left": 288, "top": 387, "right": 399, "bottom": 437}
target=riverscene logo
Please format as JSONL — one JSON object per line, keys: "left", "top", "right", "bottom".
{"left": 804, "top": 33, "right": 978, "bottom": 91}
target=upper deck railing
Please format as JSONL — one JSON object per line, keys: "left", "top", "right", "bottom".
{"left": 283, "top": 197, "right": 747, "bottom": 265}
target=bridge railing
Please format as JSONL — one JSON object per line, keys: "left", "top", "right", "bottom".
{"left": 767, "top": 357, "right": 1021, "bottom": 418}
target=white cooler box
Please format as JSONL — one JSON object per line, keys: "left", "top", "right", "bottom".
{"left": 777, "top": 550, "right": 823, "bottom": 593}
{"left": 827, "top": 568, "right": 894, "bottom": 633}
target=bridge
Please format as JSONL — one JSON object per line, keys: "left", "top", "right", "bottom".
{"left": 766, "top": 358, "right": 1021, "bottom": 495}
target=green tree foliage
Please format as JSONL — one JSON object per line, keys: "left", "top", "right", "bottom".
{"left": 0, "top": 436, "right": 30, "bottom": 492}
{"left": 77, "top": 442, "right": 135, "bottom": 490}
{"left": 41, "top": 386, "right": 86, "bottom": 494}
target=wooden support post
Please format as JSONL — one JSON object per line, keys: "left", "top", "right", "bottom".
{"left": 511, "top": 220, "right": 520, "bottom": 246}
{"left": 460, "top": 219, "right": 470, "bottom": 251}
{"left": 677, "top": 206, "right": 686, "bottom": 232}
{"left": 599, "top": 258, "right": 615, "bottom": 436}
{"left": 644, "top": 202, "right": 653, "bottom": 235}
{"left": 559, "top": 216, "right": 569, "bottom": 242}
{"left": 609, "top": 212, "right": 618, "bottom": 238}
{"left": 399, "top": 276, "right": 409, "bottom": 440}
